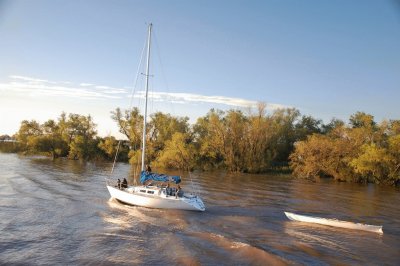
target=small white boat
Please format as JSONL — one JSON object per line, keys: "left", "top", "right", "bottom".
{"left": 284, "top": 211, "right": 383, "bottom": 234}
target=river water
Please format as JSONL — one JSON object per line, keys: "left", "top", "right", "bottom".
{"left": 0, "top": 153, "right": 399, "bottom": 265}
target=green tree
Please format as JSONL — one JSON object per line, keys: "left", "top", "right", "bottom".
{"left": 41, "top": 119, "right": 68, "bottom": 159}
{"left": 98, "top": 136, "right": 129, "bottom": 161}
{"left": 65, "top": 114, "right": 98, "bottom": 160}
{"left": 349, "top": 112, "right": 376, "bottom": 129}
{"left": 387, "top": 134, "right": 400, "bottom": 185}
{"left": 245, "top": 102, "right": 275, "bottom": 173}
{"left": 270, "top": 108, "right": 300, "bottom": 164}
{"left": 111, "top": 107, "right": 143, "bottom": 164}
{"left": 111, "top": 107, "right": 143, "bottom": 149}
{"left": 223, "top": 110, "right": 248, "bottom": 172}
{"left": 16, "top": 120, "right": 43, "bottom": 153}
{"left": 156, "top": 132, "right": 195, "bottom": 170}
{"left": 98, "top": 136, "right": 118, "bottom": 159}
{"left": 289, "top": 131, "right": 358, "bottom": 182}
{"left": 321, "top": 118, "right": 345, "bottom": 134}
{"left": 295, "top": 115, "right": 322, "bottom": 140}
{"left": 350, "top": 143, "right": 391, "bottom": 184}
{"left": 193, "top": 109, "right": 226, "bottom": 170}
{"left": 290, "top": 112, "right": 400, "bottom": 185}
{"left": 147, "top": 112, "right": 190, "bottom": 163}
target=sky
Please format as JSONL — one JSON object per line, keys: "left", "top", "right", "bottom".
{"left": 1, "top": 0, "right": 399, "bottom": 137}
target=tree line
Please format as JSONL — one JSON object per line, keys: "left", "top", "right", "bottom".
{"left": 110, "top": 104, "right": 322, "bottom": 173}
{"left": 290, "top": 112, "right": 400, "bottom": 186}
{"left": 1, "top": 112, "right": 127, "bottom": 161}
{"left": 2, "top": 105, "right": 399, "bottom": 186}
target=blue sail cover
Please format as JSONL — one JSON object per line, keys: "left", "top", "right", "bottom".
{"left": 140, "top": 171, "right": 181, "bottom": 184}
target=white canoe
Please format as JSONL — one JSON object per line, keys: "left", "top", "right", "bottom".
{"left": 284, "top": 211, "right": 383, "bottom": 234}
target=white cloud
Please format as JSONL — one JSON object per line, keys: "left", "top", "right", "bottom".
{"left": 79, "top": 83, "right": 94, "bottom": 86}
{"left": 10, "top": 75, "right": 54, "bottom": 84}
{"left": 133, "top": 91, "right": 287, "bottom": 110}
{"left": 106, "top": 88, "right": 128, "bottom": 94}
{"left": 2, "top": 75, "right": 287, "bottom": 110}
{"left": 95, "top": 85, "right": 110, "bottom": 89}
{"left": 1, "top": 75, "right": 128, "bottom": 100}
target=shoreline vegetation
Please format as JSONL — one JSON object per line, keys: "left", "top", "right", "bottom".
{"left": 1, "top": 103, "right": 399, "bottom": 186}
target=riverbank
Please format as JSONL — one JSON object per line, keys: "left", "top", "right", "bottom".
{"left": 3, "top": 109, "right": 400, "bottom": 186}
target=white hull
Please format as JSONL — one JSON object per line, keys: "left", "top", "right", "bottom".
{"left": 106, "top": 185, "right": 205, "bottom": 211}
{"left": 284, "top": 212, "right": 383, "bottom": 234}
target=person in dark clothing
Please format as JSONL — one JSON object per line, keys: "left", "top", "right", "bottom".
{"left": 175, "top": 185, "right": 181, "bottom": 198}
{"left": 121, "top": 178, "right": 128, "bottom": 189}
{"left": 117, "top": 179, "right": 121, "bottom": 189}
{"left": 146, "top": 164, "right": 152, "bottom": 173}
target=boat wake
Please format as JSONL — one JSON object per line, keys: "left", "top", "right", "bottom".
{"left": 188, "top": 232, "right": 290, "bottom": 265}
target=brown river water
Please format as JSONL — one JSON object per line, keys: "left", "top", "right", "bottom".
{"left": 1, "top": 153, "right": 399, "bottom": 265}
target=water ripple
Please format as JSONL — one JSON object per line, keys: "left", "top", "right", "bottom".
{"left": 0, "top": 153, "right": 399, "bottom": 265}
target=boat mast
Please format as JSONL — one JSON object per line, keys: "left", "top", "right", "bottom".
{"left": 141, "top": 23, "right": 152, "bottom": 172}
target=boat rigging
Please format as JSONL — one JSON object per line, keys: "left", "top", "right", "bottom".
{"left": 106, "top": 23, "right": 205, "bottom": 212}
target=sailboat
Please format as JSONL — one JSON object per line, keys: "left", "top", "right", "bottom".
{"left": 106, "top": 23, "right": 205, "bottom": 212}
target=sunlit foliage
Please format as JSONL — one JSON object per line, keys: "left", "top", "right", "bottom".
{"left": 156, "top": 132, "right": 195, "bottom": 170}
{"left": 290, "top": 114, "right": 400, "bottom": 185}
{"left": 15, "top": 113, "right": 101, "bottom": 160}
{"left": 8, "top": 107, "right": 400, "bottom": 186}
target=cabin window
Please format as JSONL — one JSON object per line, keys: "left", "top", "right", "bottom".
{"left": 147, "top": 190, "right": 155, "bottom": 194}
{"left": 140, "top": 190, "right": 146, "bottom": 193}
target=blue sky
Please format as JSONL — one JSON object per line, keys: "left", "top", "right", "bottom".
{"left": 1, "top": 0, "right": 399, "bottom": 137}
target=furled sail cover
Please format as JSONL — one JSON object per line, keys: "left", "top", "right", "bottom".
{"left": 140, "top": 171, "right": 181, "bottom": 184}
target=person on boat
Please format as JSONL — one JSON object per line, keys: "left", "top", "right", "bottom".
{"left": 166, "top": 183, "right": 170, "bottom": 196}
{"left": 175, "top": 185, "right": 181, "bottom": 198}
{"left": 121, "top": 178, "right": 128, "bottom": 189}
{"left": 146, "top": 164, "right": 152, "bottom": 173}
{"left": 116, "top": 179, "right": 121, "bottom": 189}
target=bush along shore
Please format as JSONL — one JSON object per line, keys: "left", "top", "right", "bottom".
{"left": 1, "top": 104, "right": 399, "bottom": 186}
